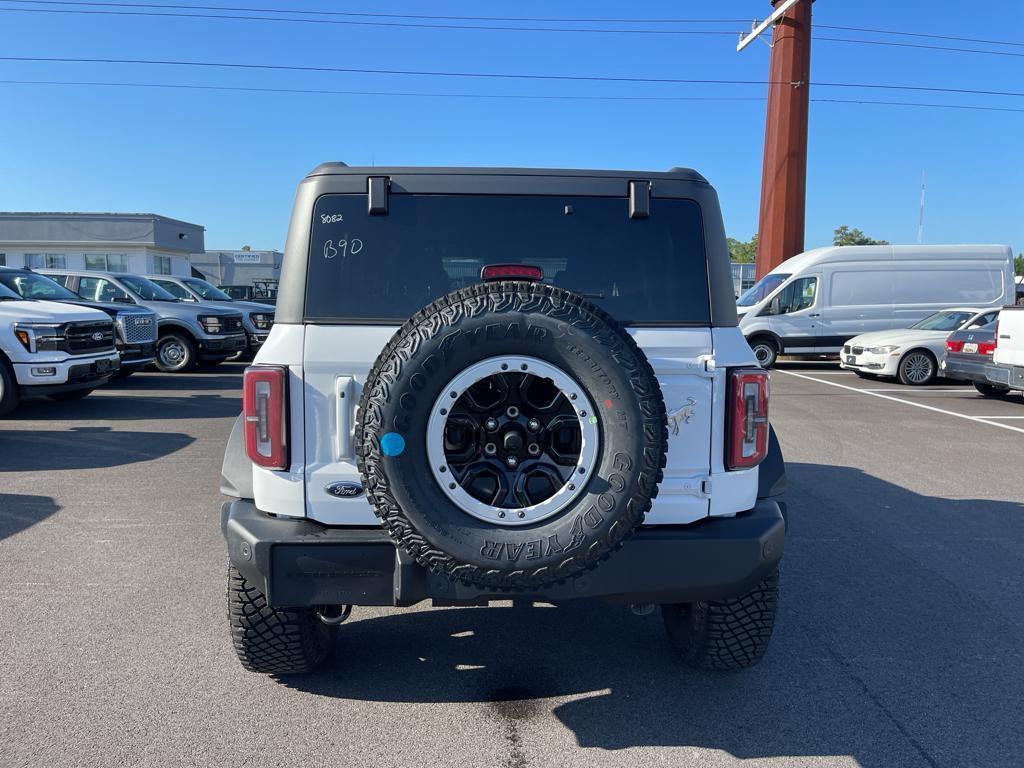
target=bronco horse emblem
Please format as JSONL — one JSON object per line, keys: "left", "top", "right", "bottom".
{"left": 667, "top": 398, "right": 697, "bottom": 435}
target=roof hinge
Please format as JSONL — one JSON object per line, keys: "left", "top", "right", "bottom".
{"left": 368, "top": 176, "right": 390, "bottom": 215}
{"left": 629, "top": 180, "right": 650, "bottom": 219}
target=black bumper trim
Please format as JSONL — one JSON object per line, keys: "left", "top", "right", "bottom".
{"left": 221, "top": 500, "right": 786, "bottom": 608}
{"left": 198, "top": 334, "right": 248, "bottom": 355}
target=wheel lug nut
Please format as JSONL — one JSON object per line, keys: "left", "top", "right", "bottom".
{"left": 506, "top": 456, "right": 519, "bottom": 468}
{"left": 527, "top": 418, "right": 541, "bottom": 432}
{"left": 527, "top": 443, "right": 540, "bottom": 456}
{"left": 484, "top": 442, "right": 497, "bottom": 456}
{"left": 485, "top": 417, "right": 499, "bottom": 431}
{"left": 506, "top": 406, "right": 519, "bottom": 418}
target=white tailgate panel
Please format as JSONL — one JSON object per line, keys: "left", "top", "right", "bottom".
{"left": 629, "top": 328, "right": 713, "bottom": 525}
{"left": 304, "top": 324, "right": 397, "bottom": 525}
{"left": 302, "top": 325, "right": 720, "bottom": 526}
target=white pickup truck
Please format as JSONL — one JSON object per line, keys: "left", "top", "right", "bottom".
{"left": 986, "top": 305, "right": 1024, "bottom": 395}
{"left": 0, "top": 281, "right": 121, "bottom": 416}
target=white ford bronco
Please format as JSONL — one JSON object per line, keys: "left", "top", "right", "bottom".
{"left": 220, "top": 165, "right": 787, "bottom": 675}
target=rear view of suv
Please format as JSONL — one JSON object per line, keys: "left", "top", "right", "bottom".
{"left": 43, "top": 270, "right": 247, "bottom": 372}
{"left": 0, "top": 281, "right": 120, "bottom": 415}
{"left": 146, "top": 275, "right": 274, "bottom": 358}
{"left": 220, "top": 165, "right": 787, "bottom": 676}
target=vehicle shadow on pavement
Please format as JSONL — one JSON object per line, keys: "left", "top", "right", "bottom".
{"left": 282, "top": 463, "right": 1024, "bottom": 766}
{"left": 104, "top": 369, "right": 244, "bottom": 393}
{"left": 0, "top": 427, "right": 194, "bottom": 470}
{"left": 0, "top": 493, "right": 60, "bottom": 541}
{"left": 8, "top": 392, "right": 241, "bottom": 421}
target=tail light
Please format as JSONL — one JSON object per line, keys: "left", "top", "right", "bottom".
{"left": 727, "top": 368, "right": 770, "bottom": 470}
{"left": 243, "top": 366, "right": 289, "bottom": 470}
{"left": 946, "top": 340, "right": 964, "bottom": 353}
{"left": 978, "top": 340, "right": 997, "bottom": 355}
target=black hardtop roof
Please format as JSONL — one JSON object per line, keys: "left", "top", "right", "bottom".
{"left": 306, "top": 163, "right": 708, "bottom": 185}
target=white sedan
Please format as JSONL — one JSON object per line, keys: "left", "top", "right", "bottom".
{"left": 840, "top": 307, "right": 1000, "bottom": 385}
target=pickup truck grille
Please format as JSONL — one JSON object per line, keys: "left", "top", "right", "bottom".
{"left": 223, "top": 317, "right": 243, "bottom": 333}
{"left": 66, "top": 320, "right": 116, "bottom": 354}
{"left": 118, "top": 312, "right": 157, "bottom": 344}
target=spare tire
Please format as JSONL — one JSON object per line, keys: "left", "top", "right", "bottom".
{"left": 356, "top": 280, "right": 667, "bottom": 590}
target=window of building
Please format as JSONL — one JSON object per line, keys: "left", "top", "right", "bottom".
{"left": 85, "top": 253, "right": 128, "bottom": 272}
{"left": 153, "top": 255, "right": 173, "bottom": 275}
{"left": 26, "top": 253, "right": 67, "bottom": 269}
{"left": 0, "top": 254, "right": 5, "bottom": 266}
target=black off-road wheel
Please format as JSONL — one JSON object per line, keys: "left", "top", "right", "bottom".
{"left": 662, "top": 567, "right": 780, "bottom": 671}
{"left": 357, "top": 280, "right": 668, "bottom": 591}
{"left": 227, "top": 563, "right": 335, "bottom": 674}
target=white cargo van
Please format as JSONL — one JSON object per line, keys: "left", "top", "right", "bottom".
{"left": 737, "top": 245, "right": 1014, "bottom": 367}
{"left": 985, "top": 305, "right": 1024, "bottom": 395}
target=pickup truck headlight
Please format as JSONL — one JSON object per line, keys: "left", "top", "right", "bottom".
{"left": 198, "top": 315, "right": 224, "bottom": 334}
{"left": 249, "top": 312, "right": 274, "bottom": 331}
{"left": 14, "top": 323, "right": 65, "bottom": 353}
{"left": 866, "top": 345, "right": 900, "bottom": 354}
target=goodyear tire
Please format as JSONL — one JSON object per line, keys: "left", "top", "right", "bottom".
{"left": 357, "top": 281, "right": 668, "bottom": 590}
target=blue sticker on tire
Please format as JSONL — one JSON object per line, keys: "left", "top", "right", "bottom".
{"left": 380, "top": 432, "right": 406, "bottom": 457}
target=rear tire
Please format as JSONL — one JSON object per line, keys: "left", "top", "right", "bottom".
{"left": 749, "top": 337, "right": 778, "bottom": 369}
{"left": 227, "top": 563, "right": 335, "bottom": 675}
{"left": 47, "top": 388, "right": 93, "bottom": 401}
{"left": 0, "top": 358, "right": 19, "bottom": 418}
{"left": 662, "top": 567, "right": 780, "bottom": 671}
{"left": 155, "top": 332, "right": 197, "bottom": 373}
{"left": 973, "top": 381, "right": 1010, "bottom": 398}
{"left": 897, "top": 350, "right": 936, "bottom": 386}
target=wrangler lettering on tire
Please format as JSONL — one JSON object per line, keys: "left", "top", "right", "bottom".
{"left": 357, "top": 280, "right": 668, "bottom": 590}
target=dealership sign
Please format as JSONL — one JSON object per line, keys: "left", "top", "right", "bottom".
{"left": 231, "top": 253, "right": 263, "bottom": 263}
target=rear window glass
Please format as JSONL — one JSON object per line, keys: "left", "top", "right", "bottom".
{"left": 305, "top": 194, "right": 709, "bottom": 325}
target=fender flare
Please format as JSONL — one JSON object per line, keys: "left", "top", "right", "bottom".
{"left": 757, "top": 425, "right": 787, "bottom": 499}
{"left": 220, "top": 413, "right": 254, "bottom": 499}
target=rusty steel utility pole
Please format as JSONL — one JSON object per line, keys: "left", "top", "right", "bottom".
{"left": 752, "top": 0, "right": 812, "bottom": 278}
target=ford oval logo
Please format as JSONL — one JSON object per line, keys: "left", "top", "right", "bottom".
{"left": 326, "top": 481, "right": 364, "bottom": 498}
{"left": 91, "top": 331, "right": 105, "bottom": 341}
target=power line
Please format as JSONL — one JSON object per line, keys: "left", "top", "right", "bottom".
{"left": 816, "top": 24, "right": 1024, "bottom": 49}
{"left": 0, "top": 4, "right": 744, "bottom": 34}
{"left": 2, "top": 78, "right": 1022, "bottom": 113}
{"left": 815, "top": 35, "right": 1024, "bottom": 58}
{"left": 0, "top": 1, "right": 749, "bottom": 23}
{"left": 3, "top": 55, "right": 1023, "bottom": 98}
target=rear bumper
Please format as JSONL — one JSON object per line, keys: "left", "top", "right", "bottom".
{"left": 985, "top": 363, "right": 1024, "bottom": 391}
{"left": 940, "top": 356, "right": 990, "bottom": 383}
{"left": 221, "top": 499, "right": 786, "bottom": 608}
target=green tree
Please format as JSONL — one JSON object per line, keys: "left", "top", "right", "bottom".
{"left": 1015, "top": 254, "right": 1023, "bottom": 277}
{"left": 833, "top": 225, "right": 889, "bottom": 246}
{"left": 727, "top": 234, "right": 757, "bottom": 263}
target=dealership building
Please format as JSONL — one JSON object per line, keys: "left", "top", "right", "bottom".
{"left": 189, "top": 249, "right": 283, "bottom": 287}
{"left": 0, "top": 211, "right": 204, "bottom": 276}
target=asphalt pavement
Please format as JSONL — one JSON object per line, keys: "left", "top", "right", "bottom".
{"left": 1, "top": 362, "right": 1022, "bottom": 768}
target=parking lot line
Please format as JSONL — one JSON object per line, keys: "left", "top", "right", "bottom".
{"left": 975, "top": 415, "right": 1024, "bottom": 419}
{"left": 776, "top": 370, "right": 1024, "bottom": 435}
{"left": 864, "top": 388, "right": 971, "bottom": 393}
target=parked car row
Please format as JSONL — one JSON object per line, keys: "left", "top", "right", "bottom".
{"left": 0, "top": 266, "right": 274, "bottom": 416}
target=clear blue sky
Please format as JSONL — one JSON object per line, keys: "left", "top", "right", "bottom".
{"left": 0, "top": 0, "right": 1021, "bottom": 253}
